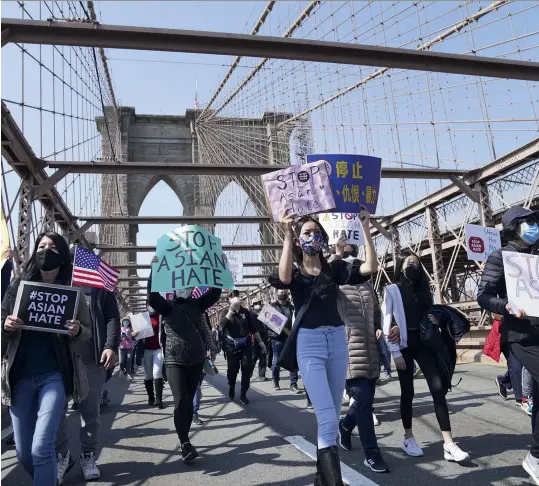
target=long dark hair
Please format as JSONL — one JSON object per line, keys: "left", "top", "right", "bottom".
{"left": 22, "top": 231, "right": 72, "bottom": 284}
{"left": 394, "top": 249, "right": 433, "bottom": 307}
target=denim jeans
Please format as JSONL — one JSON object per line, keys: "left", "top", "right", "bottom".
{"left": 500, "top": 346, "right": 523, "bottom": 402}
{"left": 119, "top": 348, "right": 133, "bottom": 372}
{"left": 272, "top": 340, "right": 298, "bottom": 385}
{"left": 10, "top": 371, "right": 65, "bottom": 486}
{"left": 297, "top": 326, "right": 348, "bottom": 449}
{"left": 193, "top": 373, "right": 205, "bottom": 414}
{"left": 342, "top": 378, "right": 380, "bottom": 459}
{"left": 523, "top": 367, "right": 534, "bottom": 403}
{"left": 377, "top": 338, "right": 392, "bottom": 374}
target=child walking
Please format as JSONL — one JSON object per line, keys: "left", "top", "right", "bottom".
{"left": 119, "top": 317, "right": 136, "bottom": 374}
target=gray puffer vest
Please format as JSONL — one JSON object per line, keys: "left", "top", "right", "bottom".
{"left": 337, "top": 281, "right": 381, "bottom": 381}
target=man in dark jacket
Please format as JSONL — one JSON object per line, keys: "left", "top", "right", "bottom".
{"left": 250, "top": 300, "right": 269, "bottom": 381}
{"left": 477, "top": 206, "right": 539, "bottom": 484}
{"left": 269, "top": 290, "right": 302, "bottom": 394}
{"left": 220, "top": 290, "right": 267, "bottom": 405}
{"left": 56, "top": 247, "right": 121, "bottom": 483}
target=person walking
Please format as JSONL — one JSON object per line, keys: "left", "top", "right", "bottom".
{"left": 269, "top": 209, "right": 375, "bottom": 486}
{"left": 250, "top": 300, "right": 269, "bottom": 382}
{"left": 148, "top": 272, "right": 221, "bottom": 463}
{"left": 56, "top": 246, "right": 120, "bottom": 483}
{"left": 143, "top": 307, "right": 165, "bottom": 409}
{"left": 119, "top": 318, "right": 136, "bottom": 374}
{"left": 383, "top": 250, "right": 469, "bottom": 462}
{"left": 1, "top": 231, "right": 91, "bottom": 486}
{"left": 477, "top": 206, "right": 539, "bottom": 484}
{"left": 220, "top": 290, "right": 267, "bottom": 404}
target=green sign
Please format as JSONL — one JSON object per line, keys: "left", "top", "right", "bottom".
{"left": 151, "top": 225, "right": 236, "bottom": 292}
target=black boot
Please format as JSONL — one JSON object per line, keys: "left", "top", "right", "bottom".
{"left": 228, "top": 383, "right": 235, "bottom": 400}
{"left": 314, "top": 448, "right": 326, "bottom": 486}
{"left": 144, "top": 379, "right": 155, "bottom": 406}
{"left": 154, "top": 378, "right": 165, "bottom": 409}
{"left": 318, "top": 446, "right": 344, "bottom": 486}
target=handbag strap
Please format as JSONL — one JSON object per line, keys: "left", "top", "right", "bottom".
{"left": 178, "top": 304, "right": 206, "bottom": 351}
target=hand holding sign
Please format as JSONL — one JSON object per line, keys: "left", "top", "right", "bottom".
{"left": 65, "top": 319, "right": 81, "bottom": 337}
{"left": 4, "top": 315, "right": 23, "bottom": 332}
{"left": 505, "top": 303, "right": 527, "bottom": 319}
{"left": 280, "top": 208, "right": 297, "bottom": 234}
{"left": 335, "top": 234, "right": 348, "bottom": 257}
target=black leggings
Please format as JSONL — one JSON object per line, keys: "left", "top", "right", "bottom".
{"left": 397, "top": 330, "right": 451, "bottom": 432}
{"left": 166, "top": 364, "right": 204, "bottom": 444}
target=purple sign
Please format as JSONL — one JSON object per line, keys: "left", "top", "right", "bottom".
{"left": 261, "top": 160, "right": 336, "bottom": 222}
{"left": 306, "top": 154, "right": 382, "bottom": 214}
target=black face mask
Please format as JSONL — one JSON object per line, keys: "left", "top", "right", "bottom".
{"left": 404, "top": 265, "right": 422, "bottom": 281}
{"left": 35, "top": 249, "right": 64, "bottom": 272}
{"left": 278, "top": 295, "right": 288, "bottom": 301}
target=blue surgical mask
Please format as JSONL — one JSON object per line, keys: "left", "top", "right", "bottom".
{"left": 519, "top": 222, "right": 539, "bottom": 245}
{"left": 299, "top": 233, "right": 323, "bottom": 256}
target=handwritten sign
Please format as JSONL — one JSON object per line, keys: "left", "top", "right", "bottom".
{"left": 151, "top": 225, "right": 236, "bottom": 292}
{"left": 261, "top": 160, "right": 336, "bottom": 222}
{"left": 225, "top": 252, "right": 243, "bottom": 283}
{"left": 257, "top": 303, "right": 287, "bottom": 335}
{"left": 13, "top": 281, "right": 79, "bottom": 334}
{"left": 306, "top": 154, "right": 382, "bottom": 214}
{"left": 465, "top": 224, "right": 501, "bottom": 262}
{"left": 129, "top": 311, "right": 154, "bottom": 340}
{"left": 502, "top": 252, "right": 539, "bottom": 318}
{"left": 319, "top": 213, "right": 365, "bottom": 245}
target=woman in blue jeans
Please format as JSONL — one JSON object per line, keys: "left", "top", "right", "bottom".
{"left": 269, "top": 211, "right": 374, "bottom": 486}
{"left": 1, "top": 231, "right": 91, "bottom": 486}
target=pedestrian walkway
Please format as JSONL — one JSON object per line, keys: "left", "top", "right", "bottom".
{"left": 1, "top": 361, "right": 534, "bottom": 485}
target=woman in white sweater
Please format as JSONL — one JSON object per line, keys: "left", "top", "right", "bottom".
{"left": 382, "top": 250, "right": 469, "bottom": 462}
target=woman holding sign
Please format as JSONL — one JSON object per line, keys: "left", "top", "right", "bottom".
{"left": 1, "top": 231, "right": 91, "bottom": 486}
{"left": 269, "top": 211, "right": 374, "bottom": 486}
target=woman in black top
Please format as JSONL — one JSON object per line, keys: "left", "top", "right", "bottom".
{"left": 269, "top": 211, "right": 374, "bottom": 486}
{"left": 148, "top": 273, "right": 221, "bottom": 463}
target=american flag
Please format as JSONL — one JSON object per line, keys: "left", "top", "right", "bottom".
{"left": 72, "top": 246, "right": 120, "bottom": 292}
{"left": 191, "top": 286, "right": 209, "bottom": 299}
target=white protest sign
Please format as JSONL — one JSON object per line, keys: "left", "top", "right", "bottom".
{"left": 225, "top": 252, "right": 243, "bottom": 283}
{"left": 465, "top": 224, "right": 501, "bottom": 262}
{"left": 502, "top": 252, "right": 539, "bottom": 318}
{"left": 257, "top": 303, "right": 288, "bottom": 335}
{"left": 129, "top": 311, "right": 155, "bottom": 340}
{"left": 261, "top": 160, "right": 336, "bottom": 222}
{"left": 319, "top": 213, "right": 365, "bottom": 245}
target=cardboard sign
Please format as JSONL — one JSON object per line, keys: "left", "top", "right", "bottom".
{"left": 502, "top": 252, "right": 539, "bottom": 318}
{"left": 306, "top": 154, "right": 382, "bottom": 214}
{"left": 13, "top": 281, "right": 80, "bottom": 334}
{"left": 319, "top": 213, "right": 365, "bottom": 245}
{"left": 465, "top": 224, "right": 501, "bottom": 262}
{"left": 261, "top": 160, "right": 336, "bottom": 222}
{"left": 225, "top": 252, "right": 243, "bottom": 283}
{"left": 151, "top": 225, "right": 236, "bottom": 292}
{"left": 257, "top": 303, "right": 288, "bottom": 335}
{"left": 129, "top": 311, "right": 154, "bottom": 340}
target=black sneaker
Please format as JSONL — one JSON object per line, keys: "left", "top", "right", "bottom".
{"left": 290, "top": 384, "right": 303, "bottom": 394}
{"left": 273, "top": 380, "right": 280, "bottom": 391}
{"left": 193, "top": 413, "right": 204, "bottom": 426}
{"left": 71, "top": 401, "right": 79, "bottom": 411}
{"left": 240, "top": 394, "right": 250, "bottom": 405}
{"left": 339, "top": 420, "right": 352, "bottom": 451}
{"left": 228, "top": 385, "right": 235, "bottom": 401}
{"left": 495, "top": 377, "right": 508, "bottom": 400}
{"left": 181, "top": 442, "right": 199, "bottom": 463}
{"left": 364, "top": 454, "right": 389, "bottom": 473}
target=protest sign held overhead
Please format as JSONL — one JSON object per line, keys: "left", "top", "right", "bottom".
{"left": 261, "top": 160, "right": 336, "bottom": 222}
{"left": 225, "top": 252, "right": 243, "bottom": 283}
{"left": 257, "top": 303, "right": 288, "bottom": 336}
{"left": 320, "top": 213, "right": 365, "bottom": 245}
{"left": 151, "top": 225, "right": 236, "bottom": 293}
{"left": 13, "top": 281, "right": 79, "bottom": 334}
{"left": 502, "top": 252, "right": 539, "bottom": 318}
{"left": 465, "top": 224, "right": 501, "bottom": 262}
{"left": 306, "top": 154, "right": 382, "bottom": 214}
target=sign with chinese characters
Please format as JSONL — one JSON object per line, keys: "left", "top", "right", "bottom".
{"left": 152, "top": 225, "right": 236, "bottom": 292}
{"left": 306, "top": 154, "right": 382, "bottom": 214}
{"left": 319, "top": 213, "right": 365, "bottom": 245}
{"left": 502, "top": 252, "right": 539, "bottom": 318}
{"left": 257, "top": 303, "right": 288, "bottom": 335}
{"left": 225, "top": 252, "right": 243, "bottom": 283}
{"left": 465, "top": 224, "right": 501, "bottom": 262}
{"left": 261, "top": 160, "right": 336, "bottom": 222}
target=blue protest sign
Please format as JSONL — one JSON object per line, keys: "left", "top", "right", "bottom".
{"left": 306, "top": 154, "right": 382, "bottom": 214}
{"left": 151, "top": 225, "right": 236, "bottom": 292}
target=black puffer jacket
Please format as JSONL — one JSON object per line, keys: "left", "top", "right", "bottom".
{"left": 148, "top": 274, "right": 221, "bottom": 367}
{"left": 477, "top": 242, "right": 539, "bottom": 346}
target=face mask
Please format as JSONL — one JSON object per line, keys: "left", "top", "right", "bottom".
{"left": 36, "top": 248, "right": 64, "bottom": 272}
{"left": 122, "top": 321, "right": 130, "bottom": 327}
{"left": 253, "top": 305, "right": 261, "bottom": 312}
{"left": 278, "top": 294, "right": 287, "bottom": 301}
{"left": 343, "top": 256, "right": 355, "bottom": 264}
{"left": 519, "top": 222, "right": 539, "bottom": 245}
{"left": 404, "top": 265, "right": 422, "bottom": 281}
{"left": 174, "top": 288, "right": 192, "bottom": 299}
{"left": 299, "top": 233, "right": 323, "bottom": 256}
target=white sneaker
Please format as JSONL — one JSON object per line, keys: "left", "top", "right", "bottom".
{"left": 80, "top": 452, "right": 100, "bottom": 480}
{"left": 402, "top": 437, "right": 424, "bottom": 457}
{"left": 523, "top": 451, "right": 539, "bottom": 485}
{"left": 372, "top": 413, "right": 380, "bottom": 426}
{"left": 57, "top": 451, "right": 74, "bottom": 485}
{"left": 444, "top": 442, "right": 470, "bottom": 462}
